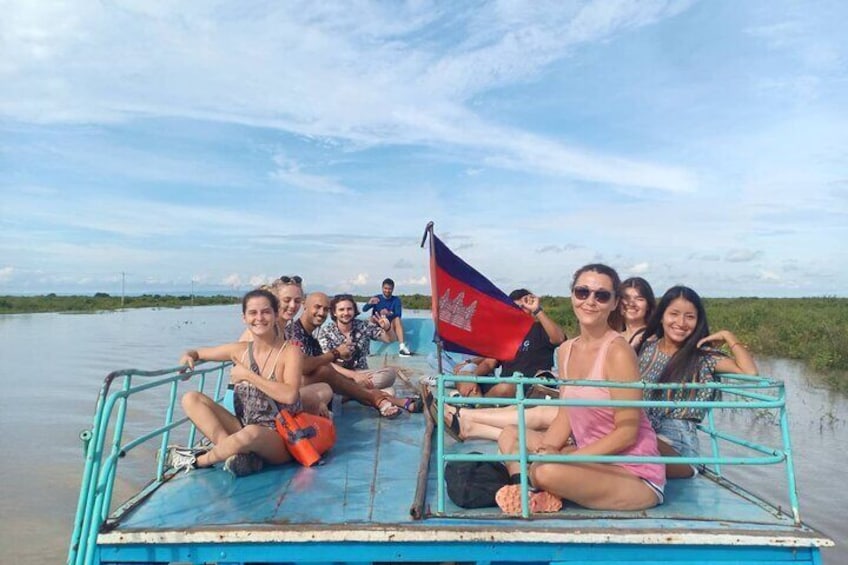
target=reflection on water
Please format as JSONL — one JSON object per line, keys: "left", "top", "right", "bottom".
{"left": 0, "top": 308, "right": 844, "bottom": 564}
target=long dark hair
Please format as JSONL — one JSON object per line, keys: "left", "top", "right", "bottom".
{"left": 611, "top": 277, "right": 656, "bottom": 331}
{"left": 638, "top": 285, "right": 710, "bottom": 384}
{"left": 241, "top": 288, "right": 280, "bottom": 314}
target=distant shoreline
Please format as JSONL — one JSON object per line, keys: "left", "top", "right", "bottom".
{"left": 2, "top": 293, "right": 845, "bottom": 392}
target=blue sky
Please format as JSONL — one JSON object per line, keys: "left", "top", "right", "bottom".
{"left": 1, "top": 1, "right": 846, "bottom": 298}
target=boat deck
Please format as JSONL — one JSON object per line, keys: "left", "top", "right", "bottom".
{"left": 94, "top": 350, "right": 830, "bottom": 564}
{"left": 78, "top": 321, "right": 831, "bottom": 564}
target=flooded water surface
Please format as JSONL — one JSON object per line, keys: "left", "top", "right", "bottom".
{"left": 0, "top": 306, "right": 844, "bottom": 563}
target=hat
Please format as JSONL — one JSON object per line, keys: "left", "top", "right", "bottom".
{"left": 508, "top": 288, "right": 532, "bottom": 301}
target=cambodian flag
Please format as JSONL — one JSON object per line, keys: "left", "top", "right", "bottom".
{"left": 428, "top": 234, "right": 533, "bottom": 361}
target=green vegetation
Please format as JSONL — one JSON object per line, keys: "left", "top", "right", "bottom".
{"left": 0, "top": 293, "right": 240, "bottom": 314}
{"left": 4, "top": 293, "right": 845, "bottom": 392}
{"left": 408, "top": 294, "right": 848, "bottom": 393}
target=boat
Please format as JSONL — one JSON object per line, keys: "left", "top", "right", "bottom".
{"left": 68, "top": 316, "right": 834, "bottom": 565}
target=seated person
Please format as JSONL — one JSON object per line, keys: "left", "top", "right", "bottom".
{"left": 165, "top": 288, "right": 332, "bottom": 478}
{"left": 363, "top": 278, "right": 411, "bottom": 356}
{"left": 496, "top": 264, "right": 664, "bottom": 514}
{"left": 317, "top": 294, "right": 421, "bottom": 416}
{"left": 294, "top": 292, "right": 420, "bottom": 418}
{"left": 454, "top": 289, "right": 565, "bottom": 398}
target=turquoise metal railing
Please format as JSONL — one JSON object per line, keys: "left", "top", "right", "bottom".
{"left": 67, "top": 362, "right": 231, "bottom": 565}
{"left": 432, "top": 372, "right": 800, "bottom": 523}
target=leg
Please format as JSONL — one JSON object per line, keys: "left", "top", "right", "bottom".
{"left": 484, "top": 382, "right": 517, "bottom": 398}
{"left": 531, "top": 462, "right": 660, "bottom": 510}
{"left": 301, "top": 382, "right": 333, "bottom": 417}
{"left": 391, "top": 317, "right": 405, "bottom": 343}
{"left": 197, "top": 424, "right": 291, "bottom": 467}
{"left": 181, "top": 390, "right": 242, "bottom": 444}
{"left": 657, "top": 438, "right": 695, "bottom": 478}
{"left": 446, "top": 405, "right": 557, "bottom": 441}
{"left": 498, "top": 425, "right": 547, "bottom": 476}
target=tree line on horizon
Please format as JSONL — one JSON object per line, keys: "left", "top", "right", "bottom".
{"left": 1, "top": 292, "right": 845, "bottom": 388}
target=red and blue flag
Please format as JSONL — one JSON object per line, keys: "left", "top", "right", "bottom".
{"left": 428, "top": 234, "right": 533, "bottom": 361}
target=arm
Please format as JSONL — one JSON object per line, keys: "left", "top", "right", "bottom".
{"left": 520, "top": 294, "right": 565, "bottom": 345}
{"left": 179, "top": 342, "right": 242, "bottom": 370}
{"left": 363, "top": 295, "right": 379, "bottom": 313}
{"left": 472, "top": 358, "right": 498, "bottom": 376}
{"left": 231, "top": 345, "right": 303, "bottom": 405}
{"left": 368, "top": 316, "right": 394, "bottom": 343}
{"left": 698, "top": 330, "right": 758, "bottom": 375}
{"left": 302, "top": 342, "right": 352, "bottom": 374}
{"left": 569, "top": 340, "right": 644, "bottom": 456}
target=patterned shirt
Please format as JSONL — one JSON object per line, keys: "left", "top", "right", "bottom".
{"left": 286, "top": 319, "right": 322, "bottom": 357}
{"left": 316, "top": 318, "right": 383, "bottom": 370}
{"left": 638, "top": 339, "right": 719, "bottom": 425}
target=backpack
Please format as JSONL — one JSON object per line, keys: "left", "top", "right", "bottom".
{"left": 445, "top": 452, "right": 510, "bottom": 508}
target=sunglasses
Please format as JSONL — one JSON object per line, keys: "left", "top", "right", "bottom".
{"left": 572, "top": 286, "right": 614, "bottom": 304}
{"left": 279, "top": 275, "right": 303, "bottom": 285}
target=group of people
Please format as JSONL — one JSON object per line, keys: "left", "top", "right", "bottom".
{"left": 164, "top": 264, "right": 758, "bottom": 517}
{"left": 427, "top": 263, "right": 757, "bottom": 514}
{"left": 165, "top": 276, "right": 421, "bottom": 477}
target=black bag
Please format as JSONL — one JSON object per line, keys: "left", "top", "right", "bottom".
{"left": 445, "top": 452, "right": 510, "bottom": 508}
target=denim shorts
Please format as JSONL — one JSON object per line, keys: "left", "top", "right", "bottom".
{"left": 654, "top": 418, "right": 700, "bottom": 459}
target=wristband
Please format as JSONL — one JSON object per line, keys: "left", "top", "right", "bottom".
{"left": 531, "top": 306, "right": 543, "bottom": 316}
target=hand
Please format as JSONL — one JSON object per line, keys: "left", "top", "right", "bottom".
{"left": 368, "top": 296, "right": 380, "bottom": 305}
{"left": 229, "top": 362, "right": 253, "bottom": 384}
{"left": 335, "top": 342, "right": 352, "bottom": 360}
{"left": 372, "top": 314, "right": 391, "bottom": 331}
{"left": 521, "top": 294, "right": 540, "bottom": 313}
{"left": 179, "top": 351, "right": 197, "bottom": 371}
{"left": 697, "top": 330, "right": 735, "bottom": 349}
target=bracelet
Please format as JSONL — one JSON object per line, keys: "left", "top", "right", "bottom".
{"left": 531, "top": 306, "right": 543, "bottom": 316}
{"left": 729, "top": 342, "right": 744, "bottom": 350}
{"left": 330, "top": 348, "right": 340, "bottom": 359}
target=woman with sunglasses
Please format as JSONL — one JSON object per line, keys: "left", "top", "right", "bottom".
{"left": 637, "top": 286, "right": 757, "bottom": 478}
{"left": 614, "top": 277, "right": 657, "bottom": 348}
{"left": 164, "top": 288, "right": 331, "bottom": 478}
{"left": 495, "top": 264, "right": 665, "bottom": 514}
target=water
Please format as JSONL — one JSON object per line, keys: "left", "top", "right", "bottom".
{"left": 0, "top": 307, "right": 845, "bottom": 563}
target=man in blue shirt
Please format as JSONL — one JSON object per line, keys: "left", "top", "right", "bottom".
{"left": 363, "top": 278, "right": 411, "bottom": 356}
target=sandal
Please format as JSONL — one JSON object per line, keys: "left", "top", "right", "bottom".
{"left": 495, "top": 484, "right": 562, "bottom": 515}
{"left": 401, "top": 395, "right": 424, "bottom": 413}
{"left": 422, "top": 385, "right": 463, "bottom": 442}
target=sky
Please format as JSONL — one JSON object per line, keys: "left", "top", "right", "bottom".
{"left": 1, "top": 1, "right": 846, "bottom": 298}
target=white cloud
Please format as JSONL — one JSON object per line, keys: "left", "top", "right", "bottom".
{"left": 270, "top": 154, "right": 353, "bottom": 194}
{"left": 725, "top": 249, "right": 764, "bottom": 263}
{"left": 222, "top": 273, "right": 243, "bottom": 289}
{"left": 625, "top": 262, "right": 650, "bottom": 275}
{"left": 0, "top": 266, "right": 14, "bottom": 282}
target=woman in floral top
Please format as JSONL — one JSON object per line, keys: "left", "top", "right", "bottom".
{"left": 637, "top": 286, "right": 758, "bottom": 478}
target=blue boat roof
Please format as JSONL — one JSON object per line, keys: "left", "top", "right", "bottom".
{"left": 102, "top": 351, "right": 828, "bottom": 551}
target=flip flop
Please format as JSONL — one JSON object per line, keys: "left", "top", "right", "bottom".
{"left": 401, "top": 395, "right": 424, "bottom": 413}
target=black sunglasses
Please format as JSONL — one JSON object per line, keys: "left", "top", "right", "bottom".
{"left": 279, "top": 275, "right": 303, "bottom": 285}
{"left": 572, "top": 286, "right": 614, "bottom": 304}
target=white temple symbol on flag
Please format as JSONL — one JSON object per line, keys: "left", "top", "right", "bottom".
{"left": 438, "top": 290, "right": 477, "bottom": 332}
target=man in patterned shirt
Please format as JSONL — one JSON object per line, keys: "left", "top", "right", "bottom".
{"left": 295, "top": 292, "right": 404, "bottom": 418}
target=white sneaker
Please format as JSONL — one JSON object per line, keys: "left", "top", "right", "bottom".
{"left": 398, "top": 343, "right": 412, "bottom": 356}
{"left": 164, "top": 446, "right": 200, "bottom": 474}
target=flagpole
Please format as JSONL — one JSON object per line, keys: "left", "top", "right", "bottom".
{"left": 420, "top": 221, "right": 444, "bottom": 375}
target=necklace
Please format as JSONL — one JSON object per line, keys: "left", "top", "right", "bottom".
{"left": 254, "top": 338, "right": 282, "bottom": 378}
